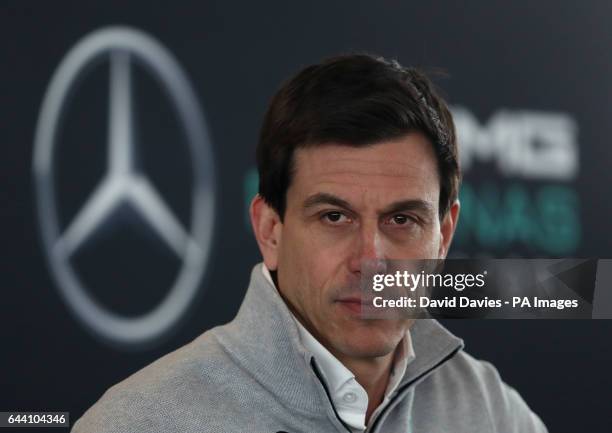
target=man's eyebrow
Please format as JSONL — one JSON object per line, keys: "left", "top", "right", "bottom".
{"left": 302, "top": 193, "right": 435, "bottom": 217}
{"left": 302, "top": 193, "right": 355, "bottom": 212}
{"left": 381, "top": 199, "right": 435, "bottom": 217}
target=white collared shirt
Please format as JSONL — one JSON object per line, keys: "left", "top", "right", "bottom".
{"left": 262, "top": 265, "right": 415, "bottom": 432}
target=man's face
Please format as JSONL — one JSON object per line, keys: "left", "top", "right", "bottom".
{"left": 266, "top": 133, "right": 457, "bottom": 360}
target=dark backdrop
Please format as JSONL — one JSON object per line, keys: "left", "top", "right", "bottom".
{"left": 1, "top": 1, "right": 611, "bottom": 432}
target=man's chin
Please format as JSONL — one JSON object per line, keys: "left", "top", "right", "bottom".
{"left": 333, "top": 326, "right": 403, "bottom": 359}
{"left": 340, "top": 340, "right": 397, "bottom": 359}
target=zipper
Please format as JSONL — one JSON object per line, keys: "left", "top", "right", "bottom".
{"left": 368, "top": 345, "right": 462, "bottom": 433}
{"left": 310, "top": 358, "right": 353, "bottom": 433}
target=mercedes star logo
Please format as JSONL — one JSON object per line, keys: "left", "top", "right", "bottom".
{"left": 33, "top": 27, "right": 216, "bottom": 348}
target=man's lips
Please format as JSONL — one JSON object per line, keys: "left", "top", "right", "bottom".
{"left": 335, "top": 296, "right": 376, "bottom": 313}
{"left": 337, "top": 296, "right": 369, "bottom": 304}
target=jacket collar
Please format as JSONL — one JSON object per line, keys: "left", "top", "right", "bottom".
{"left": 214, "top": 263, "right": 464, "bottom": 414}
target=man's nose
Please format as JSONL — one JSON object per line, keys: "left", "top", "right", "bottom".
{"left": 348, "top": 221, "right": 387, "bottom": 274}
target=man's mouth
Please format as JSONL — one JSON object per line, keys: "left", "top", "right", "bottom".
{"left": 335, "top": 296, "right": 376, "bottom": 314}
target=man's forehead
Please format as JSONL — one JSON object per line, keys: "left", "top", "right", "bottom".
{"left": 290, "top": 135, "right": 440, "bottom": 201}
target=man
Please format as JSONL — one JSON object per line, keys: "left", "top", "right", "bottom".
{"left": 74, "top": 54, "right": 548, "bottom": 432}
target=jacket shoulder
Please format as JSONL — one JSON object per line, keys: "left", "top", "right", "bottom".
{"left": 72, "top": 328, "right": 237, "bottom": 433}
{"left": 424, "top": 349, "right": 548, "bottom": 433}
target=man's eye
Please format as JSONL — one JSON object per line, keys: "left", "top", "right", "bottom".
{"left": 389, "top": 214, "right": 413, "bottom": 225}
{"left": 322, "top": 211, "right": 350, "bottom": 224}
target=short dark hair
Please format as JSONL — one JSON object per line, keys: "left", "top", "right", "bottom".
{"left": 256, "top": 53, "right": 460, "bottom": 220}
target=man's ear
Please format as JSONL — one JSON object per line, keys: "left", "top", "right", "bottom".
{"left": 438, "top": 199, "right": 460, "bottom": 259}
{"left": 250, "top": 194, "right": 282, "bottom": 271}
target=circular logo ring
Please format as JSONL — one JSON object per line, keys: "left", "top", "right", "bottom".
{"left": 33, "top": 27, "right": 216, "bottom": 348}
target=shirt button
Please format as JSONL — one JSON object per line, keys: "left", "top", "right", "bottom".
{"left": 342, "top": 392, "right": 357, "bottom": 403}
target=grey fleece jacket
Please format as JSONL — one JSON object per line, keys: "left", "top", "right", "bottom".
{"left": 73, "top": 263, "right": 548, "bottom": 433}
